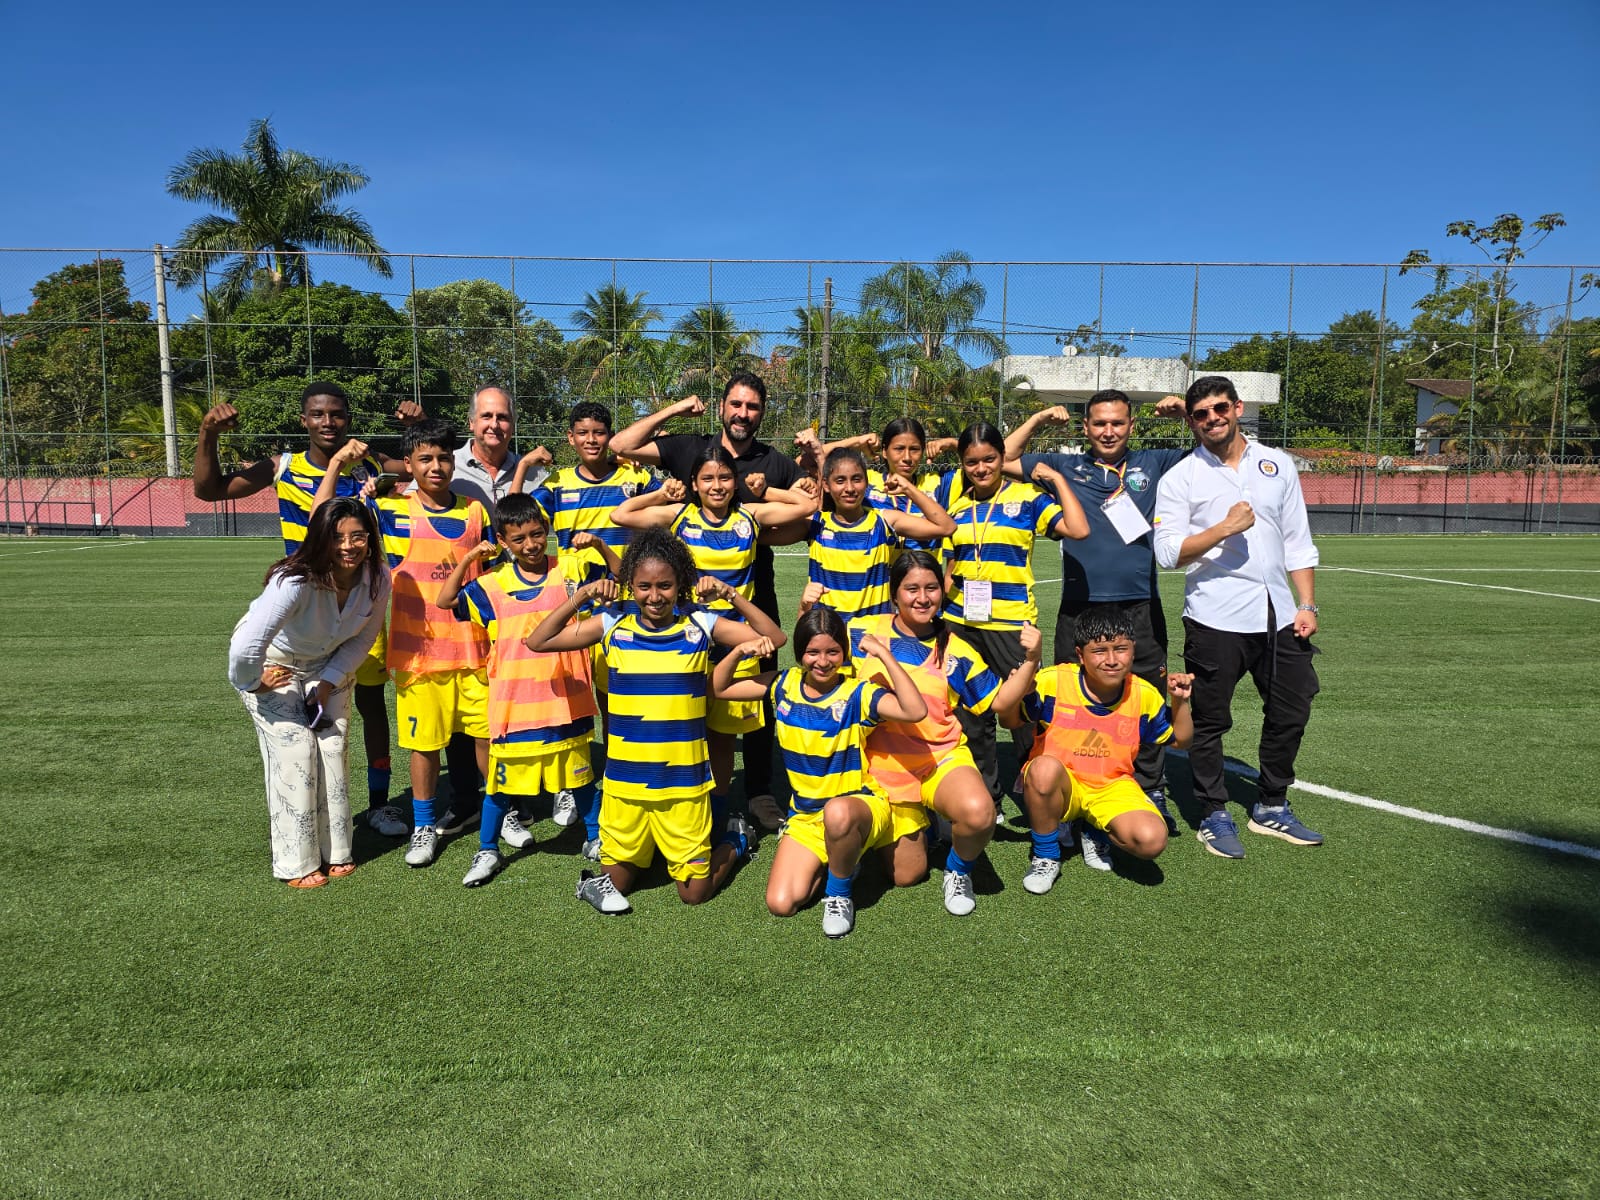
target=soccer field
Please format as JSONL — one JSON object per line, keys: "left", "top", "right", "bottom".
{"left": 2, "top": 534, "right": 1597, "bottom": 1199}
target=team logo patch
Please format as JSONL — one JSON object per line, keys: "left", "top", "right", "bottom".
{"left": 943, "top": 657, "right": 960, "bottom": 678}
{"left": 685, "top": 625, "right": 703, "bottom": 645}
{"left": 830, "top": 700, "right": 847, "bottom": 722}
{"left": 621, "top": 482, "right": 638, "bottom": 498}
{"left": 1258, "top": 459, "right": 1279, "bottom": 477}
{"left": 734, "top": 518, "right": 752, "bottom": 540}
{"left": 1126, "top": 467, "right": 1149, "bottom": 492}
{"left": 1003, "top": 501, "right": 1022, "bottom": 518}
{"left": 350, "top": 464, "right": 369, "bottom": 483}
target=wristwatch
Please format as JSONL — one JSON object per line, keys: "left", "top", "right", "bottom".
{"left": 1297, "top": 603, "right": 1319, "bottom": 614}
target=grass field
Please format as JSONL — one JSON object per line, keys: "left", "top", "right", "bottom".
{"left": 2, "top": 534, "right": 1597, "bottom": 1199}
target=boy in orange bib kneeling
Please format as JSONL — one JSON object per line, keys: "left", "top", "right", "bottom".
{"left": 1001, "top": 605, "right": 1193, "bottom": 892}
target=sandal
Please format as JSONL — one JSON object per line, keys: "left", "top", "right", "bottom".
{"left": 326, "top": 862, "right": 356, "bottom": 878}
{"left": 286, "top": 871, "right": 328, "bottom": 889}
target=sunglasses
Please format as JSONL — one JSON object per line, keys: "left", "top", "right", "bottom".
{"left": 1188, "top": 399, "right": 1236, "bottom": 420}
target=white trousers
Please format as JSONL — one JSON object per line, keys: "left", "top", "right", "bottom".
{"left": 240, "top": 684, "right": 353, "bottom": 880}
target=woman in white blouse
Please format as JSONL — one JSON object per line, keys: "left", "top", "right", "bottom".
{"left": 229, "top": 496, "right": 391, "bottom": 888}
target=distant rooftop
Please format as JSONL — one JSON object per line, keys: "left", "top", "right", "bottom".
{"left": 1405, "top": 378, "right": 1473, "bottom": 399}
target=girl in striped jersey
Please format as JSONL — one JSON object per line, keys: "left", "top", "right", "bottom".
{"left": 712, "top": 607, "right": 927, "bottom": 938}
{"left": 798, "top": 447, "right": 954, "bottom": 623}
{"left": 614, "top": 444, "right": 815, "bottom": 827}
{"left": 938, "top": 422, "right": 1089, "bottom": 806}
{"left": 524, "top": 527, "right": 786, "bottom": 913}
{"left": 848, "top": 551, "right": 1044, "bottom": 917}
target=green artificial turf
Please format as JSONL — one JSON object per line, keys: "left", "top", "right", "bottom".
{"left": 1, "top": 535, "right": 1596, "bottom": 1199}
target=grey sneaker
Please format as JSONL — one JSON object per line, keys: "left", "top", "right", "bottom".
{"left": 576, "top": 869, "right": 631, "bottom": 915}
{"left": 462, "top": 849, "right": 505, "bottom": 887}
{"left": 433, "top": 806, "right": 479, "bottom": 836}
{"left": 1147, "top": 787, "right": 1181, "bottom": 838}
{"left": 404, "top": 825, "right": 439, "bottom": 868}
{"left": 551, "top": 789, "right": 579, "bottom": 828}
{"left": 366, "top": 804, "right": 407, "bottom": 837}
{"left": 1023, "top": 855, "right": 1062, "bottom": 895}
{"left": 1078, "top": 823, "right": 1114, "bottom": 872}
{"left": 499, "top": 809, "right": 534, "bottom": 850}
{"left": 579, "top": 837, "right": 602, "bottom": 862}
{"left": 821, "top": 895, "right": 855, "bottom": 938}
{"left": 1247, "top": 803, "right": 1325, "bottom": 846}
{"left": 942, "top": 870, "right": 976, "bottom": 917}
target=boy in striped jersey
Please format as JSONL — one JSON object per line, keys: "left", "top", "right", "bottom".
{"left": 435, "top": 494, "right": 600, "bottom": 885}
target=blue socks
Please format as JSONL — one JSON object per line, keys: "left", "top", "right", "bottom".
{"left": 824, "top": 871, "right": 855, "bottom": 899}
{"left": 412, "top": 797, "right": 436, "bottom": 830}
{"left": 945, "top": 847, "right": 976, "bottom": 876}
{"left": 480, "top": 794, "right": 509, "bottom": 852}
{"left": 1030, "top": 828, "right": 1062, "bottom": 861}
{"left": 367, "top": 759, "right": 391, "bottom": 808}
{"left": 575, "top": 783, "right": 600, "bottom": 840}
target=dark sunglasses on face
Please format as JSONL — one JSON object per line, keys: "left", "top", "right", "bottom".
{"left": 1188, "top": 399, "right": 1235, "bottom": 420}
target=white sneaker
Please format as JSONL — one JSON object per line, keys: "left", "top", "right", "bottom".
{"left": 462, "top": 849, "right": 504, "bottom": 887}
{"left": 499, "top": 809, "right": 534, "bottom": 849}
{"left": 942, "top": 870, "right": 976, "bottom": 917}
{"left": 576, "top": 869, "right": 631, "bottom": 914}
{"left": 821, "top": 895, "right": 855, "bottom": 938}
{"left": 1079, "top": 824, "right": 1114, "bottom": 872}
{"left": 366, "top": 805, "right": 407, "bottom": 837}
{"left": 405, "top": 825, "right": 439, "bottom": 868}
{"left": 1023, "top": 855, "right": 1062, "bottom": 895}
{"left": 551, "top": 789, "right": 579, "bottom": 828}
{"left": 579, "top": 837, "right": 602, "bottom": 862}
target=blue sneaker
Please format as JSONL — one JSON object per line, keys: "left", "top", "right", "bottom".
{"left": 1197, "top": 811, "right": 1246, "bottom": 859}
{"left": 1248, "top": 803, "right": 1324, "bottom": 846}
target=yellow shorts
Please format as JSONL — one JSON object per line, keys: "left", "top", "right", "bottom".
{"left": 1021, "top": 759, "right": 1158, "bottom": 831}
{"left": 590, "top": 643, "right": 608, "bottom": 699}
{"left": 599, "top": 787, "right": 712, "bottom": 880}
{"left": 354, "top": 624, "right": 389, "bottom": 687}
{"left": 782, "top": 790, "right": 899, "bottom": 863}
{"left": 488, "top": 743, "right": 594, "bottom": 796}
{"left": 878, "top": 744, "right": 981, "bottom": 811}
{"left": 708, "top": 695, "right": 762, "bottom": 736}
{"left": 395, "top": 668, "right": 489, "bottom": 751}
{"left": 882, "top": 801, "right": 930, "bottom": 847}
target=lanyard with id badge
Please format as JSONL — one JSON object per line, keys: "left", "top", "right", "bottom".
{"left": 1098, "top": 459, "right": 1151, "bottom": 544}
{"left": 961, "top": 496, "right": 997, "bottom": 623}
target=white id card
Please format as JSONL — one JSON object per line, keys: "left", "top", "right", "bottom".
{"left": 1102, "top": 492, "right": 1152, "bottom": 544}
{"left": 964, "top": 579, "right": 993, "bottom": 623}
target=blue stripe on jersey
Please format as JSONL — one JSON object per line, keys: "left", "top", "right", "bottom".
{"left": 946, "top": 541, "right": 1031, "bottom": 568}
{"left": 607, "top": 671, "right": 709, "bottom": 698}
{"left": 605, "top": 757, "right": 713, "bottom": 792}
{"left": 609, "top": 714, "right": 707, "bottom": 743}
{"left": 498, "top": 716, "right": 596, "bottom": 747}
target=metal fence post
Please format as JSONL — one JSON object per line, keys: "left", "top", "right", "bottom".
{"left": 408, "top": 256, "right": 421, "bottom": 409}
{"left": 304, "top": 256, "right": 314, "bottom": 379}
{"left": 1554, "top": 267, "right": 1576, "bottom": 529}
{"left": 509, "top": 256, "right": 519, "bottom": 453}
{"left": 95, "top": 253, "right": 112, "bottom": 533}
{"left": 998, "top": 263, "right": 1009, "bottom": 430}
{"left": 1283, "top": 266, "right": 1295, "bottom": 447}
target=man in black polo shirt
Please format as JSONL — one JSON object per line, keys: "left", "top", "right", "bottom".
{"left": 610, "top": 371, "right": 809, "bottom": 830}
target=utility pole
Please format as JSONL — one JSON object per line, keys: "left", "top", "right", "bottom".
{"left": 819, "top": 277, "right": 832, "bottom": 439}
{"left": 153, "top": 245, "right": 179, "bottom": 477}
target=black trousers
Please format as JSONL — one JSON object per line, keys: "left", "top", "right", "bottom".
{"left": 1182, "top": 616, "right": 1319, "bottom": 816}
{"left": 1054, "top": 596, "right": 1169, "bottom": 792}
{"left": 951, "top": 622, "right": 1033, "bottom": 801}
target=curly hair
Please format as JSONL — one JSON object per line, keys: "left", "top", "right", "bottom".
{"left": 619, "top": 526, "right": 699, "bottom": 608}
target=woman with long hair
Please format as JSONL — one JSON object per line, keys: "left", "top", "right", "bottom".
{"left": 228, "top": 496, "right": 390, "bottom": 888}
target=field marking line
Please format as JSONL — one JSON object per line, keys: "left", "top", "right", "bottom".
{"left": 0, "top": 539, "right": 149, "bottom": 559}
{"left": 1351, "top": 568, "right": 1600, "bottom": 574}
{"left": 1166, "top": 750, "right": 1600, "bottom": 862}
{"left": 1322, "top": 566, "right": 1600, "bottom": 603}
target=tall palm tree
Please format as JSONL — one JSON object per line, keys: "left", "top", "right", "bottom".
{"left": 166, "top": 118, "right": 391, "bottom": 310}
{"left": 672, "top": 303, "right": 757, "bottom": 378}
{"left": 568, "top": 284, "right": 662, "bottom": 394}
{"left": 860, "top": 251, "right": 1008, "bottom": 370}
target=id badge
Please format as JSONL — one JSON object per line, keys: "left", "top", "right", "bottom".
{"left": 964, "top": 578, "right": 993, "bottom": 623}
{"left": 1102, "top": 492, "right": 1152, "bottom": 544}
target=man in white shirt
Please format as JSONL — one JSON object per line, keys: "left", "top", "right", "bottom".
{"left": 1152, "top": 376, "right": 1324, "bottom": 859}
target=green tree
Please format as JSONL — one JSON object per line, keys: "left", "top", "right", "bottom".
{"left": 672, "top": 303, "right": 758, "bottom": 381}
{"left": 406, "top": 279, "right": 569, "bottom": 422}
{"left": 860, "top": 252, "right": 1007, "bottom": 383}
{"left": 567, "top": 284, "right": 663, "bottom": 398}
{"left": 166, "top": 118, "right": 392, "bottom": 310}
{"left": 0, "top": 260, "right": 157, "bottom": 465}
{"left": 115, "top": 395, "right": 215, "bottom": 466}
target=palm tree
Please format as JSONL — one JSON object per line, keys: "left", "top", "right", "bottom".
{"left": 860, "top": 251, "right": 1008, "bottom": 373}
{"left": 115, "top": 396, "right": 219, "bottom": 466}
{"left": 568, "top": 284, "right": 663, "bottom": 394}
{"left": 166, "top": 118, "right": 392, "bottom": 309}
{"left": 672, "top": 303, "right": 757, "bottom": 377}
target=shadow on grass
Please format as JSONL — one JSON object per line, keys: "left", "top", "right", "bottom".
{"left": 1490, "top": 838, "right": 1600, "bottom": 970}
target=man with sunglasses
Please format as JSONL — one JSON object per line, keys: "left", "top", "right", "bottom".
{"left": 1152, "top": 376, "right": 1323, "bottom": 860}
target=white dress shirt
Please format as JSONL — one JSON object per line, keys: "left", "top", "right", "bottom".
{"left": 228, "top": 571, "right": 391, "bottom": 693}
{"left": 1152, "top": 440, "right": 1318, "bottom": 634}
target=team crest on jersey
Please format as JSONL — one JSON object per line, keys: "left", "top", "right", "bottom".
{"left": 350, "top": 464, "right": 369, "bottom": 483}
{"left": 830, "top": 699, "right": 847, "bottom": 722}
{"left": 1003, "top": 501, "right": 1022, "bottom": 518}
{"left": 1126, "top": 467, "right": 1149, "bottom": 492}
{"left": 685, "top": 625, "right": 704, "bottom": 645}
{"left": 734, "top": 518, "right": 752, "bottom": 540}
{"left": 1258, "top": 459, "right": 1279, "bottom": 477}
{"left": 943, "top": 657, "right": 960, "bottom": 678}
{"left": 621, "top": 482, "right": 638, "bottom": 498}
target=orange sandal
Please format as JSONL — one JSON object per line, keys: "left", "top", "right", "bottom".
{"left": 326, "top": 862, "right": 356, "bottom": 878}
{"left": 286, "top": 871, "right": 328, "bottom": 889}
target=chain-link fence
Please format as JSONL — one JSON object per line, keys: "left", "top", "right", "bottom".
{"left": 3, "top": 250, "right": 1597, "bottom": 534}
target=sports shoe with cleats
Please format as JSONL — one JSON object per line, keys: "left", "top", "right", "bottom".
{"left": 462, "top": 849, "right": 505, "bottom": 887}
{"left": 821, "top": 895, "right": 855, "bottom": 938}
{"left": 433, "top": 806, "right": 479, "bottom": 837}
{"left": 1197, "top": 811, "right": 1246, "bottom": 859}
{"left": 577, "top": 869, "right": 631, "bottom": 914}
{"left": 405, "top": 825, "right": 440, "bottom": 868}
{"left": 499, "top": 810, "right": 534, "bottom": 849}
{"left": 1078, "top": 823, "right": 1114, "bottom": 872}
{"left": 579, "top": 837, "right": 602, "bottom": 862}
{"left": 942, "top": 870, "right": 976, "bottom": 917}
{"left": 366, "top": 805, "right": 407, "bottom": 837}
{"left": 1247, "top": 803, "right": 1325, "bottom": 846}
{"left": 551, "top": 789, "right": 579, "bottom": 828}
{"left": 1023, "top": 855, "right": 1062, "bottom": 895}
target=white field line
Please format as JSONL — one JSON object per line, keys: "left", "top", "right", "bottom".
{"left": 0, "top": 539, "right": 149, "bottom": 559}
{"left": 1322, "top": 566, "right": 1600, "bottom": 603}
{"left": 1165, "top": 750, "right": 1600, "bottom": 862}
{"left": 1372, "top": 568, "right": 1600, "bottom": 573}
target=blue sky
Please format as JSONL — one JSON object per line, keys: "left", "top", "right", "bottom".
{"left": 3, "top": 0, "right": 1597, "bottom": 343}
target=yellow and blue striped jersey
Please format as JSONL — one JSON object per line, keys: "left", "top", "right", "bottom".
{"left": 866, "top": 467, "right": 947, "bottom": 555}
{"left": 670, "top": 503, "right": 759, "bottom": 611}
{"left": 937, "top": 476, "right": 1062, "bottom": 629}
{"left": 807, "top": 509, "right": 899, "bottom": 620}
{"left": 373, "top": 493, "right": 494, "bottom": 573}
{"left": 532, "top": 462, "right": 659, "bottom": 587}
{"left": 598, "top": 606, "right": 719, "bottom": 802}
{"left": 274, "top": 450, "right": 382, "bottom": 556}
{"left": 767, "top": 668, "right": 886, "bottom": 814}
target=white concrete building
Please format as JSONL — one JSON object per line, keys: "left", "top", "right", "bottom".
{"left": 992, "top": 353, "right": 1281, "bottom": 429}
